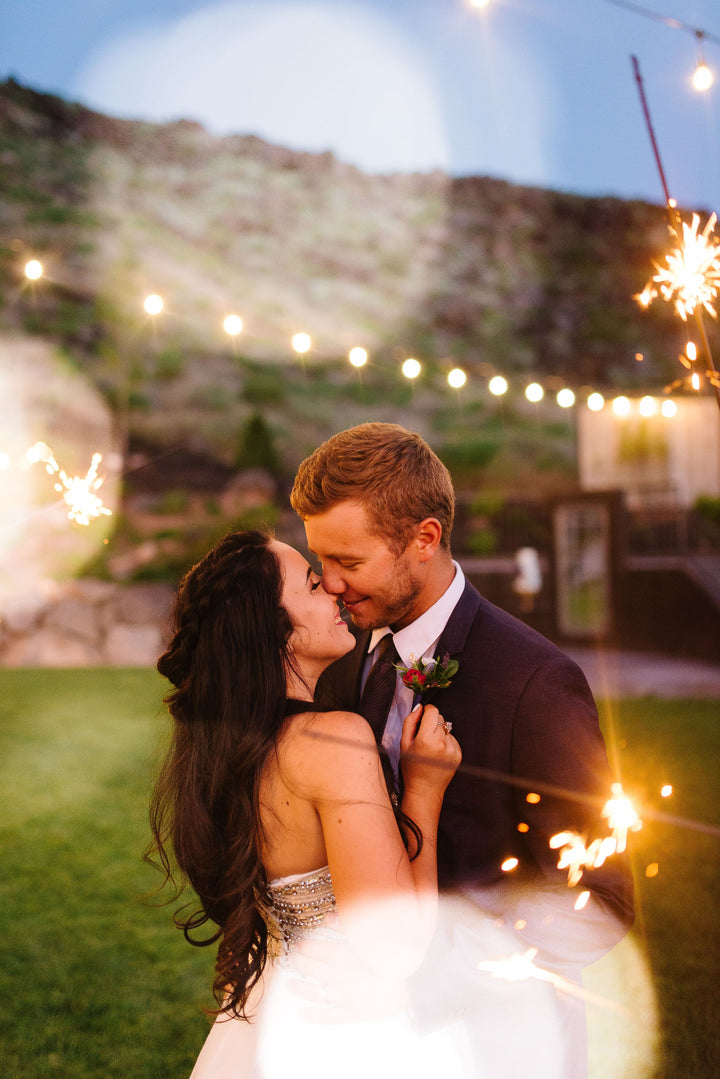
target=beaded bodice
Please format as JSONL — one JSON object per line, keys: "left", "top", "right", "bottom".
{"left": 258, "top": 866, "right": 339, "bottom": 960}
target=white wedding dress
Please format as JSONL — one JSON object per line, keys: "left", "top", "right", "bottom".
{"left": 189, "top": 866, "right": 474, "bottom": 1079}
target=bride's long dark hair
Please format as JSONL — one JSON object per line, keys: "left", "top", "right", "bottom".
{"left": 148, "top": 530, "right": 291, "bottom": 1017}
{"left": 147, "top": 529, "right": 420, "bottom": 1019}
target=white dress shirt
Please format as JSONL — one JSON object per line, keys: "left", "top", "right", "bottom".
{"left": 362, "top": 562, "right": 466, "bottom": 776}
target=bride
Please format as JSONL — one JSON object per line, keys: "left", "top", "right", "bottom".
{"left": 148, "top": 530, "right": 469, "bottom": 1078}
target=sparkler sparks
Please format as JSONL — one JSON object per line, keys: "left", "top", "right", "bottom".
{"left": 649, "top": 213, "right": 720, "bottom": 321}
{"left": 602, "top": 782, "right": 643, "bottom": 853}
{"left": 549, "top": 785, "right": 641, "bottom": 886}
{"left": 477, "top": 946, "right": 627, "bottom": 1012}
{"left": 549, "top": 831, "right": 618, "bottom": 887}
{"left": 25, "top": 442, "right": 112, "bottom": 526}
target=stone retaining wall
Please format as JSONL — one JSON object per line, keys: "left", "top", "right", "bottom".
{"left": 0, "top": 579, "right": 175, "bottom": 667}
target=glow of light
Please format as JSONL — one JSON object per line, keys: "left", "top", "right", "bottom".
{"left": 601, "top": 783, "right": 642, "bottom": 853}
{"left": 468, "top": 0, "right": 491, "bottom": 8}
{"left": 634, "top": 286, "right": 654, "bottom": 308}
{"left": 488, "top": 375, "right": 508, "bottom": 396}
{"left": 25, "top": 442, "right": 112, "bottom": 527}
{"left": 574, "top": 890, "right": 591, "bottom": 912}
{"left": 517, "top": 822, "right": 529, "bottom": 833}
{"left": 556, "top": 388, "right": 575, "bottom": 408}
{"left": 661, "top": 399, "right": 677, "bottom": 417}
{"left": 448, "top": 367, "right": 467, "bottom": 389}
{"left": 693, "top": 62, "right": 714, "bottom": 92}
{"left": 645, "top": 863, "right": 659, "bottom": 878}
{"left": 144, "top": 293, "right": 164, "bottom": 316}
{"left": 500, "top": 857, "right": 519, "bottom": 872}
{"left": 526, "top": 792, "right": 541, "bottom": 804}
{"left": 292, "top": 332, "right": 311, "bottom": 354}
{"left": 612, "top": 396, "right": 631, "bottom": 417}
{"left": 587, "top": 392, "right": 605, "bottom": 412}
{"left": 24, "top": 259, "right": 43, "bottom": 280}
{"left": 635, "top": 352, "right": 644, "bottom": 362}
{"left": 402, "top": 358, "right": 421, "bottom": 379}
{"left": 686, "top": 341, "right": 698, "bottom": 362}
{"left": 661, "top": 785, "right": 673, "bottom": 798}
{"left": 650, "top": 212, "right": 720, "bottom": 321}
{"left": 0, "top": 452, "right": 9, "bottom": 470}
{"left": 639, "top": 395, "right": 656, "bottom": 417}
{"left": 223, "top": 314, "right": 243, "bottom": 336}
{"left": 550, "top": 831, "right": 618, "bottom": 887}
{"left": 349, "top": 346, "right": 368, "bottom": 368}
{"left": 525, "top": 382, "right": 543, "bottom": 403}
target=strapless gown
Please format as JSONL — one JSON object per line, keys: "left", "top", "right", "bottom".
{"left": 189, "top": 866, "right": 474, "bottom": 1079}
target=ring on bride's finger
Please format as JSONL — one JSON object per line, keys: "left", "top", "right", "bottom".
{"left": 436, "top": 719, "right": 452, "bottom": 734}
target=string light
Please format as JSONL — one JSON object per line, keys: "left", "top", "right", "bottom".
{"left": 144, "top": 294, "right": 164, "bottom": 316}
{"left": 587, "top": 392, "right": 605, "bottom": 411}
{"left": 525, "top": 382, "right": 543, "bottom": 403}
{"left": 223, "top": 314, "right": 243, "bottom": 336}
{"left": 556, "top": 388, "right": 575, "bottom": 408}
{"left": 402, "top": 357, "right": 421, "bottom": 379}
{"left": 638, "top": 395, "right": 657, "bottom": 416}
{"left": 602, "top": 0, "right": 720, "bottom": 87}
{"left": 612, "top": 395, "right": 631, "bottom": 416}
{"left": 349, "top": 346, "right": 368, "bottom": 368}
{"left": 693, "top": 32, "right": 714, "bottom": 92}
{"left": 447, "top": 367, "right": 467, "bottom": 389}
{"left": 489, "top": 375, "right": 508, "bottom": 396}
{"left": 292, "top": 332, "right": 311, "bottom": 354}
{"left": 661, "top": 399, "right": 678, "bottom": 417}
{"left": 24, "top": 259, "right": 43, "bottom": 280}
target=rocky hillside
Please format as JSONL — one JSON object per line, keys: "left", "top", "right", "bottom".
{"left": 0, "top": 77, "right": 707, "bottom": 584}
{"left": 0, "top": 76, "right": 690, "bottom": 376}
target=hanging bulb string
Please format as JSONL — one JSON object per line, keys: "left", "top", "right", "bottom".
{"left": 599, "top": 0, "right": 720, "bottom": 48}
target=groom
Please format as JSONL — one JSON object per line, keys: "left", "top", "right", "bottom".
{"left": 291, "top": 422, "right": 634, "bottom": 1078}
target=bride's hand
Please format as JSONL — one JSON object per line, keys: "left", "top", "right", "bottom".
{"left": 400, "top": 703, "right": 461, "bottom": 798}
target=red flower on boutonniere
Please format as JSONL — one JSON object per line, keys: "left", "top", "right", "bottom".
{"left": 395, "top": 653, "right": 459, "bottom": 702}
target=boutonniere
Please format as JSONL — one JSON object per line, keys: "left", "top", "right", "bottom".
{"left": 395, "top": 653, "right": 459, "bottom": 702}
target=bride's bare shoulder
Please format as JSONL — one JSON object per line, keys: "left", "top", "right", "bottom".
{"left": 280, "top": 709, "right": 378, "bottom": 786}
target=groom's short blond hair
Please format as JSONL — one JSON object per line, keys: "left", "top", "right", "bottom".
{"left": 291, "top": 423, "right": 455, "bottom": 554}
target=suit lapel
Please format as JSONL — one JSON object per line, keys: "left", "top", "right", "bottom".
{"left": 420, "top": 580, "right": 481, "bottom": 706}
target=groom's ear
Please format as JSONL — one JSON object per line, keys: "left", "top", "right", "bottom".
{"left": 414, "top": 517, "right": 443, "bottom": 562}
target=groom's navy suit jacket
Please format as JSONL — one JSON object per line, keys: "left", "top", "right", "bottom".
{"left": 316, "top": 579, "right": 634, "bottom": 931}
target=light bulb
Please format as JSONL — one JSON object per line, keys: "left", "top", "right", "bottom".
{"left": 144, "top": 294, "right": 164, "bottom": 315}
{"left": 402, "top": 358, "right": 421, "bottom": 379}
{"left": 693, "top": 62, "right": 714, "bottom": 92}
{"left": 488, "top": 375, "right": 508, "bottom": 396}
{"left": 448, "top": 368, "right": 467, "bottom": 389}
{"left": 349, "top": 347, "right": 368, "bottom": 368}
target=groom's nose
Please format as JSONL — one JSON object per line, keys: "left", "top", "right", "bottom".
{"left": 321, "top": 567, "right": 344, "bottom": 597}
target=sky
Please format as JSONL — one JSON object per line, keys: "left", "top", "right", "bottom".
{"left": 2, "top": 0, "right": 720, "bottom": 212}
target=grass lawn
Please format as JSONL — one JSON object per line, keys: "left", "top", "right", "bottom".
{"left": 0, "top": 670, "right": 718, "bottom": 1078}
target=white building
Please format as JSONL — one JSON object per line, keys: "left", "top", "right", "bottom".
{"left": 577, "top": 395, "right": 720, "bottom": 508}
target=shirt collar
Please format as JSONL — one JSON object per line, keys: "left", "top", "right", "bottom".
{"left": 368, "top": 561, "right": 466, "bottom": 666}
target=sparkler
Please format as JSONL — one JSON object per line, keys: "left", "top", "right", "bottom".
{"left": 25, "top": 442, "right": 112, "bottom": 526}
{"left": 549, "top": 831, "right": 619, "bottom": 887}
{"left": 549, "top": 784, "right": 641, "bottom": 886}
{"left": 476, "top": 946, "right": 626, "bottom": 1012}
{"left": 631, "top": 55, "right": 720, "bottom": 410}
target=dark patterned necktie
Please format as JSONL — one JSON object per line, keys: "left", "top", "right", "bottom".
{"left": 359, "top": 633, "right": 400, "bottom": 740}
